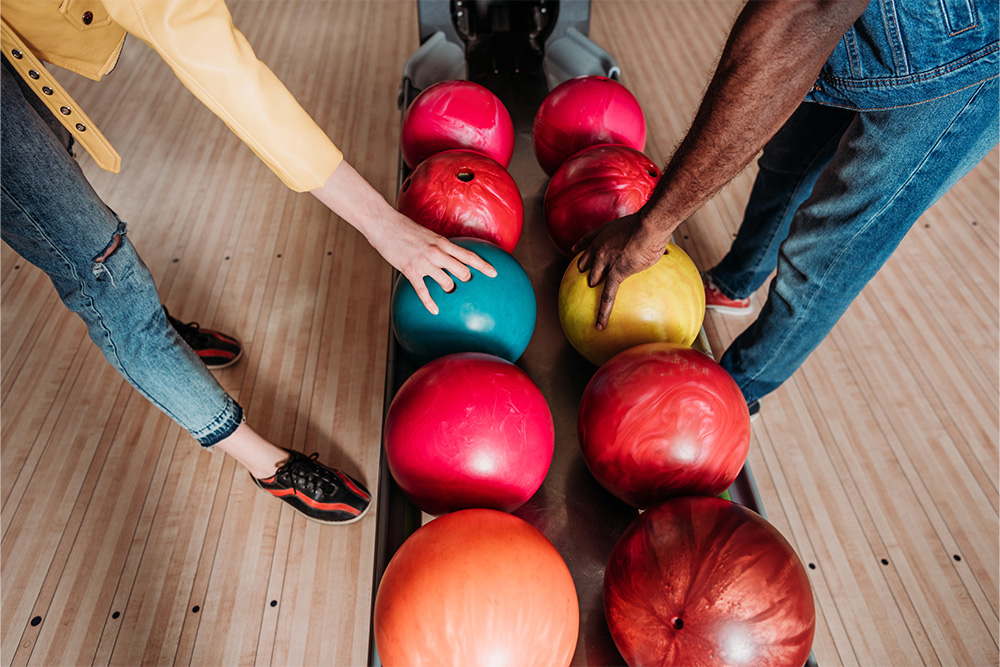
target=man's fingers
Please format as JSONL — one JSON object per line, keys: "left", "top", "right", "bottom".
{"left": 595, "top": 274, "right": 622, "bottom": 330}
{"left": 587, "top": 255, "right": 607, "bottom": 288}
{"left": 572, "top": 226, "right": 601, "bottom": 255}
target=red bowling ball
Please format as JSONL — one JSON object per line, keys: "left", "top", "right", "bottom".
{"left": 604, "top": 496, "right": 816, "bottom": 667}
{"left": 401, "top": 79, "right": 515, "bottom": 169}
{"left": 383, "top": 352, "right": 554, "bottom": 515}
{"left": 396, "top": 149, "right": 524, "bottom": 252}
{"left": 533, "top": 75, "right": 646, "bottom": 176}
{"left": 578, "top": 343, "right": 750, "bottom": 508}
{"left": 544, "top": 144, "right": 661, "bottom": 257}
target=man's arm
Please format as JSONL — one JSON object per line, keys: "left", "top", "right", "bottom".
{"left": 576, "top": 0, "right": 870, "bottom": 330}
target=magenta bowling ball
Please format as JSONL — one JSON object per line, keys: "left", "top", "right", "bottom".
{"left": 401, "top": 80, "right": 515, "bottom": 169}
{"left": 544, "top": 144, "right": 661, "bottom": 257}
{"left": 384, "top": 353, "right": 554, "bottom": 515}
{"left": 533, "top": 76, "right": 646, "bottom": 176}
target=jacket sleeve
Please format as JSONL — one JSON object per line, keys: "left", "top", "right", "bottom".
{"left": 101, "top": 0, "right": 343, "bottom": 192}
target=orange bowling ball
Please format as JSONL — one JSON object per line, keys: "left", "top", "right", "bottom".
{"left": 558, "top": 243, "right": 704, "bottom": 366}
{"left": 373, "top": 509, "right": 579, "bottom": 666}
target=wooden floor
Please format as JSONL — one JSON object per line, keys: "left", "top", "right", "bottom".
{"left": 1, "top": 1, "right": 997, "bottom": 665}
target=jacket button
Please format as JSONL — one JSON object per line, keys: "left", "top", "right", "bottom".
{"left": 75, "top": 123, "right": 86, "bottom": 132}
{"left": 42, "top": 86, "right": 53, "bottom": 95}
{"left": 11, "top": 49, "right": 22, "bottom": 59}
{"left": 28, "top": 70, "right": 39, "bottom": 79}
{"left": 82, "top": 11, "right": 94, "bottom": 25}
{"left": 60, "top": 106, "right": 71, "bottom": 115}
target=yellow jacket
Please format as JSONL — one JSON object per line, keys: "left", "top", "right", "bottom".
{"left": 1, "top": 0, "right": 343, "bottom": 192}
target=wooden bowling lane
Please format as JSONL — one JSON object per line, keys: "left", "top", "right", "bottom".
{"left": 0, "top": 1, "right": 996, "bottom": 666}
{"left": 1, "top": 3, "right": 409, "bottom": 665}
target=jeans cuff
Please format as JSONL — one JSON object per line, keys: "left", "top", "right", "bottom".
{"left": 192, "top": 395, "right": 244, "bottom": 447}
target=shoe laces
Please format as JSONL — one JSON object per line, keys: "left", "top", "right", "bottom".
{"left": 168, "top": 315, "right": 216, "bottom": 346}
{"left": 280, "top": 452, "right": 339, "bottom": 497}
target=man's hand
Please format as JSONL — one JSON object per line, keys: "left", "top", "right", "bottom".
{"left": 573, "top": 213, "right": 670, "bottom": 330}
{"left": 568, "top": 0, "right": 868, "bottom": 331}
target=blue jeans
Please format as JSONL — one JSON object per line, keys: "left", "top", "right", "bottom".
{"left": 1, "top": 58, "right": 242, "bottom": 446}
{"left": 710, "top": 78, "right": 999, "bottom": 404}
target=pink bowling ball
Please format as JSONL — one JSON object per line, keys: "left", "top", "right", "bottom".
{"left": 384, "top": 352, "right": 554, "bottom": 515}
{"left": 533, "top": 75, "right": 646, "bottom": 176}
{"left": 401, "top": 80, "right": 515, "bottom": 169}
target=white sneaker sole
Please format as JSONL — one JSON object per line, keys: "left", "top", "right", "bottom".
{"left": 706, "top": 303, "right": 753, "bottom": 316}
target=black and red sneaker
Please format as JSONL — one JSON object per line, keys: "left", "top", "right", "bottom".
{"left": 251, "top": 449, "right": 371, "bottom": 524}
{"left": 166, "top": 309, "right": 243, "bottom": 369}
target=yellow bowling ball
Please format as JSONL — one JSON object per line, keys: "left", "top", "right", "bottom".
{"left": 558, "top": 243, "right": 705, "bottom": 366}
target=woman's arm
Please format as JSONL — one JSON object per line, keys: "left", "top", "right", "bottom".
{"left": 311, "top": 161, "right": 496, "bottom": 314}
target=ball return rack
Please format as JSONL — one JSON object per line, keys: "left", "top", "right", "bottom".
{"left": 369, "top": 2, "right": 817, "bottom": 664}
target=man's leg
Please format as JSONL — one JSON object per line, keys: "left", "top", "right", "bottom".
{"left": 720, "top": 78, "right": 999, "bottom": 404}
{"left": 708, "top": 102, "right": 855, "bottom": 301}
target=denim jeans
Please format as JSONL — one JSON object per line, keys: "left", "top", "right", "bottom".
{"left": 1, "top": 57, "right": 242, "bottom": 446}
{"left": 710, "top": 77, "right": 999, "bottom": 404}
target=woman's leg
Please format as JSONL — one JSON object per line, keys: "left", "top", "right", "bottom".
{"left": 1, "top": 57, "right": 369, "bottom": 523}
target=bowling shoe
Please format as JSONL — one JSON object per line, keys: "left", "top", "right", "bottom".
{"left": 748, "top": 400, "right": 760, "bottom": 422}
{"left": 166, "top": 309, "right": 243, "bottom": 369}
{"left": 252, "top": 449, "right": 371, "bottom": 524}
{"left": 702, "top": 274, "right": 752, "bottom": 316}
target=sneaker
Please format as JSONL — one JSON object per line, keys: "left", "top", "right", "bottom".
{"left": 748, "top": 400, "right": 760, "bottom": 422}
{"left": 166, "top": 309, "right": 243, "bottom": 369}
{"left": 703, "top": 274, "right": 752, "bottom": 316}
{"left": 251, "top": 449, "right": 371, "bottom": 524}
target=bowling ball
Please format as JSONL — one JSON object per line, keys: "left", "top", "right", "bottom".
{"left": 383, "top": 352, "right": 554, "bottom": 515}
{"left": 374, "top": 509, "right": 579, "bottom": 666}
{"left": 544, "top": 144, "right": 661, "bottom": 257}
{"left": 391, "top": 238, "right": 536, "bottom": 366}
{"left": 397, "top": 149, "right": 524, "bottom": 252}
{"left": 533, "top": 75, "right": 646, "bottom": 176}
{"left": 604, "top": 496, "right": 816, "bottom": 666}
{"left": 401, "top": 79, "right": 515, "bottom": 169}
{"left": 578, "top": 343, "right": 751, "bottom": 507}
{"left": 558, "top": 243, "right": 704, "bottom": 366}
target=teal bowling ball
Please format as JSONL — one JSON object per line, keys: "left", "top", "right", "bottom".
{"left": 391, "top": 238, "right": 536, "bottom": 366}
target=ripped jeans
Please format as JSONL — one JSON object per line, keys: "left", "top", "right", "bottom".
{"left": 0, "top": 57, "right": 242, "bottom": 446}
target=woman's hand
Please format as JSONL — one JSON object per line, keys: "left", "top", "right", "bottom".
{"left": 367, "top": 212, "right": 496, "bottom": 314}
{"left": 310, "top": 160, "right": 495, "bottom": 314}
{"left": 572, "top": 213, "right": 670, "bottom": 330}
